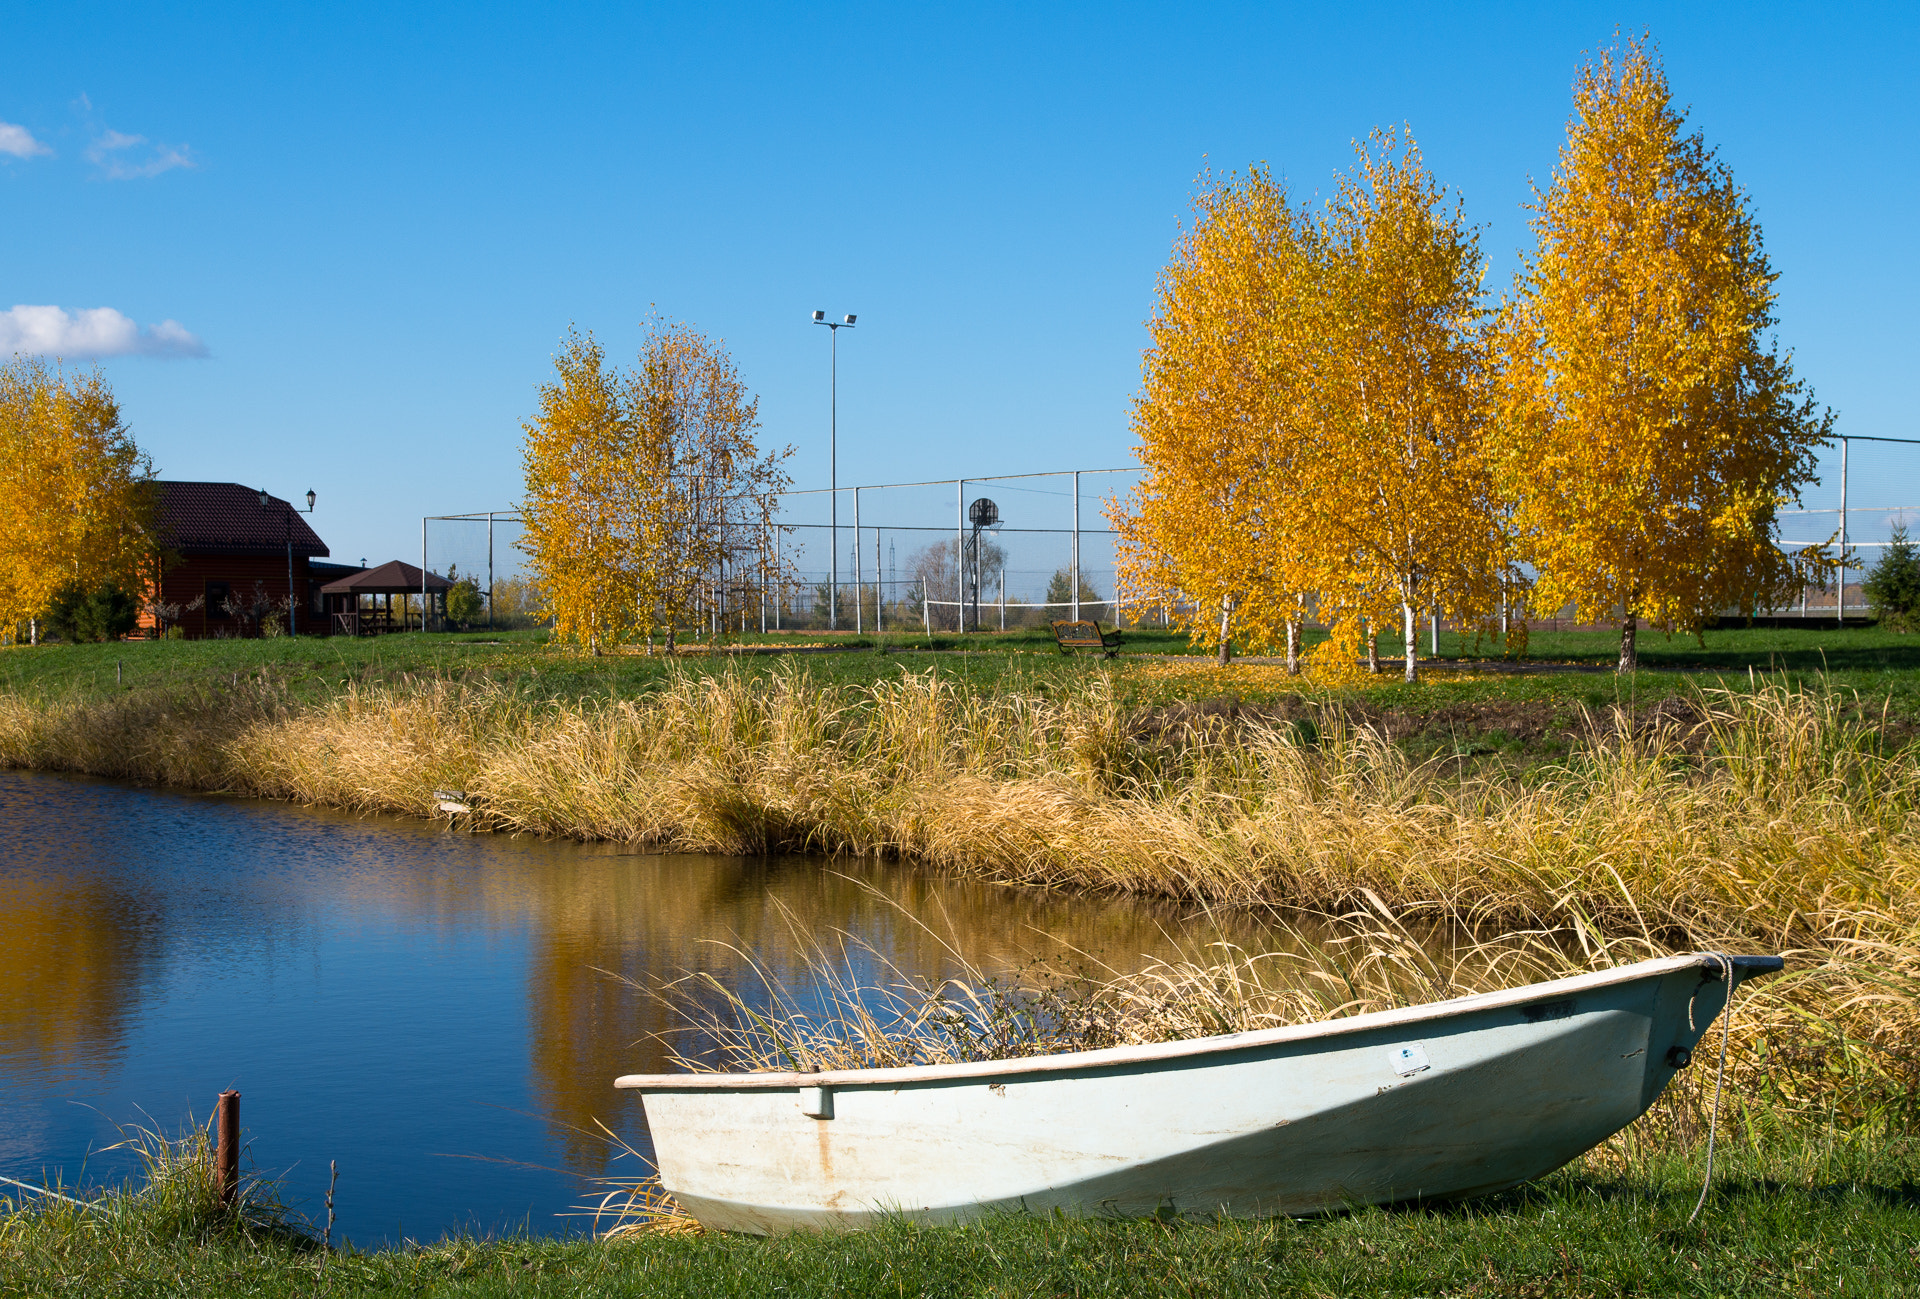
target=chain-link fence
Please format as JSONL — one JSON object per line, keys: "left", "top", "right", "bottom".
{"left": 418, "top": 510, "right": 544, "bottom": 629}
{"left": 423, "top": 436, "right": 1918, "bottom": 634}
{"left": 422, "top": 467, "right": 1146, "bottom": 635}
{"left": 1770, "top": 435, "right": 1920, "bottom": 621}
{"left": 764, "top": 468, "right": 1142, "bottom": 633}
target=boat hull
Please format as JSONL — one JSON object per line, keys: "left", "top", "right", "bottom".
{"left": 621, "top": 953, "right": 1775, "bottom": 1233}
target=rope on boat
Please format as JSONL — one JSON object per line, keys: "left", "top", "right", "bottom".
{"left": 1687, "top": 953, "right": 1737, "bottom": 1226}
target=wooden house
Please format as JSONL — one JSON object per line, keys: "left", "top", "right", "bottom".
{"left": 138, "top": 482, "right": 330, "bottom": 638}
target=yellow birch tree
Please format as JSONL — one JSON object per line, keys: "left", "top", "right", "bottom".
{"left": 1112, "top": 166, "right": 1329, "bottom": 668}
{"left": 0, "top": 358, "right": 157, "bottom": 643}
{"left": 1494, "top": 37, "right": 1831, "bottom": 671}
{"left": 1314, "top": 129, "right": 1504, "bottom": 683}
{"left": 519, "top": 328, "right": 633, "bottom": 653}
{"left": 519, "top": 321, "right": 789, "bottom": 654}
{"left": 619, "top": 318, "right": 789, "bottom": 650}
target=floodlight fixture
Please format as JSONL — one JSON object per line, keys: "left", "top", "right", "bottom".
{"left": 812, "top": 310, "right": 825, "bottom": 322}
{"left": 843, "top": 314, "right": 856, "bottom": 325}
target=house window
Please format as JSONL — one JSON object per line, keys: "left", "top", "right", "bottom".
{"left": 206, "top": 581, "right": 231, "bottom": 619}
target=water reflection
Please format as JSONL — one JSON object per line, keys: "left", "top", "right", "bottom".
{"left": 0, "top": 770, "right": 1275, "bottom": 1243}
{"left": 0, "top": 877, "right": 161, "bottom": 1077}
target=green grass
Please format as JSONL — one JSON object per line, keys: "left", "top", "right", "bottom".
{"left": 9, "top": 625, "right": 1920, "bottom": 758}
{"left": 5, "top": 1138, "right": 1916, "bottom": 1297}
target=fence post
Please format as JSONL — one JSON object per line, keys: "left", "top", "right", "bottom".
{"left": 875, "top": 527, "right": 883, "bottom": 635}
{"left": 215, "top": 1089, "right": 240, "bottom": 1208}
{"left": 854, "top": 488, "right": 862, "bottom": 635}
{"left": 955, "top": 480, "right": 964, "bottom": 634}
{"left": 1071, "top": 470, "right": 1081, "bottom": 623}
{"left": 486, "top": 512, "right": 495, "bottom": 629}
{"left": 1838, "top": 436, "right": 1848, "bottom": 626}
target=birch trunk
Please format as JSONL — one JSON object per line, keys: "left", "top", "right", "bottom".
{"left": 1402, "top": 600, "right": 1417, "bottom": 683}
{"left": 1618, "top": 614, "right": 1638, "bottom": 673}
{"left": 1285, "top": 620, "right": 1299, "bottom": 675}
{"left": 1217, "top": 598, "right": 1234, "bottom": 666}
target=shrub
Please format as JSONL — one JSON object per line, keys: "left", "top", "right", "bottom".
{"left": 445, "top": 570, "right": 486, "bottom": 629}
{"left": 1863, "top": 524, "right": 1920, "bottom": 632}
{"left": 44, "top": 581, "right": 141, "bottom": 642}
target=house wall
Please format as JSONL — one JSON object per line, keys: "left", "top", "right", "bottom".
{"left": 137, "top": 553, "right": 320, "bottom": 639}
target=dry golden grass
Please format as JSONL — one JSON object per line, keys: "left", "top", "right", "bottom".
{"left": 4, "top": 664, "right": 1918, "bottom": 946}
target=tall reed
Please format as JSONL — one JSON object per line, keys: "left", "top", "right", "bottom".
{"left": 6, "top": 665, "right": 1915, "bottom": 939}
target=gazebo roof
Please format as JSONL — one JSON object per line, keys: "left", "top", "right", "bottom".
{"left": 318, "top": 560, "right": 451, "bottom": 595}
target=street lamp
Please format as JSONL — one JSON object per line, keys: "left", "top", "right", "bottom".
{"left": 812, "top": 310, "right": 856, "bottom": 630}
{"left": 261, "top": 488, "right": 317, "bottom": 637}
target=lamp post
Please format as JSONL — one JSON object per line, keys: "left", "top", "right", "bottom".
{"left": 261, "top": 488, "right": 317, "bottom": 636}
{"left": 812, "top": 310, "right": 856, "bottom": 630}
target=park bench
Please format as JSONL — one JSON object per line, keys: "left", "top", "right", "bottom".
{"left": 1050, "top": 619, "right": 1123, "bottom": 660}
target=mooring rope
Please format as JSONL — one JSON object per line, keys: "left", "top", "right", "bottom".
{"left": 1687, "top": 954, "right": 1737, "bottom": 1226}
{"left": 0, "top": 1173, "right": 87, "bottom": 1207}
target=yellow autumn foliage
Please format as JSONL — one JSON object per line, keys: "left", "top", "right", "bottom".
{"left": 0, "top": 358, "right": 157, "bottom": 642}
{"left": 1495, "top": 37, "right": 1832, "bottom": 670}
{"left": 1119, "top": 40, "right": 1827, "bottom": 678}
{"left": 1115, "top": 139, "right": 1507, "bottom": 681}
{"left": 520, "top": 322, "right": 790, "bottom": 654}
{"left": 1112, "top": 165, "right": 1325, "bottom": 668}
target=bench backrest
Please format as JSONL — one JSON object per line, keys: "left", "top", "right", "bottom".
{"left": 1050, "top": 619, "right": 1109, "bottom": 648}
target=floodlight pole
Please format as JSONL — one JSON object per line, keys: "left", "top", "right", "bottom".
{"left": 1838, "top": 436, "right": 1849, "bottom": 627}
{"left": 956, "top": 480, "right": 964, "bottom": 632}
{"left": 812, "top": 311, "right": 856, "bottom": 630}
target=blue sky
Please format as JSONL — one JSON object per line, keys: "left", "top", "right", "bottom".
{"left": 4, "top": 2, "right": 1915, "bottom": 567}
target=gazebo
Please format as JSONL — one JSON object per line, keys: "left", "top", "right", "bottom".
{"left": 320, "top": 561, "right": 452, "bottom": 635}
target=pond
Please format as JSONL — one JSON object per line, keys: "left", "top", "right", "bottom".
{"left": 0, "top": 769, "right": 1278, "bottom": 1244}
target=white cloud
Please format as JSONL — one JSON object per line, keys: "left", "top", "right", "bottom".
{"left": 0, "top": 121, "right": 52, "bottom": 160}
{"left": 85, "top": 128, "right": 193, "bottom": 179}
{"left": 0, "top": 306, "right": 209, "bottom": 359}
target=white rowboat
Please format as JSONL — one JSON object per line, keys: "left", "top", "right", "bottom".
{"left": 616, "top": 951, "right": 1779, "bottom": 1233}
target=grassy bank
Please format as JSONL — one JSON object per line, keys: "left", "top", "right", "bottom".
{"left": 5, "top": 1121, "right": 1917, "bottom": 1297}
{"left": 4, "top": 651, "right": 1917, "bottom": 1112}
{"left": 10, "top": 623, "right": 1920, "bottom": 708}
{"left": 3, "top": 655, "right": 1914, "bottom": 941}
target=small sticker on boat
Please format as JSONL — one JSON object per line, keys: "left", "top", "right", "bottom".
{"left": 1388, "top": 1044, "right": 1431, "bottom": 1076}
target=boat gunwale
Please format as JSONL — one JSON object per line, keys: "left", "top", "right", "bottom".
{"left": 615, "top": 951, "right": 1777, "bottom": 1093}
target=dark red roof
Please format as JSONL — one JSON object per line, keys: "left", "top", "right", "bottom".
{"left": 319, "top": 559, "right": 450, "bottom": 594}
{"left": 155, "top": 481, "right": 329, "bottom": 557}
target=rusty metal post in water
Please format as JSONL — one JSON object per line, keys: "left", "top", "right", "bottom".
{"left": 215, "top": 1090, "right": 240, "bottom": 1208}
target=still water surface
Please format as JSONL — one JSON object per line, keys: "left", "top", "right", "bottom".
{"left": 0, "top": 770, "right": 1274, "bottom": 1243}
